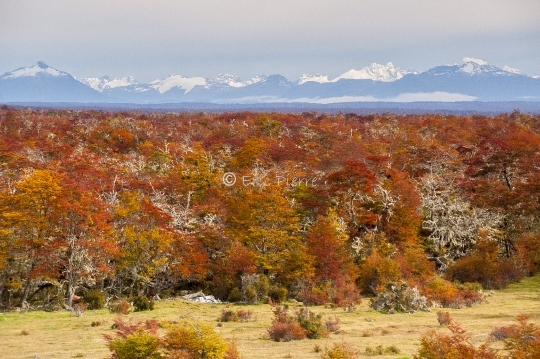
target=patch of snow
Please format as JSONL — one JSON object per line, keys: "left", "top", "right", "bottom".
{"left": 209, "top": 74, "right": 267, "bottom": 88}
{"left": 79, "top": 77, "right": 109, "bottom": 91}
{"left": 298, "top": 74, "right": 331, "bottom": 85}
{"left": 460, "top": 63, "right": 476, "bottom": 74}
{"left": 463, "top": 57, "right": 489, "bottom": 66}
{"left": 4, "top": 62, "right": 67, "bottom": 79}
{"left": 79, "top": 76, "right": 138, "bottom": 91}
{"left": 150, "top": 75, "right": 207, "bottom": 93}
{"left": 333, "top": 62, "right": 413, "bottom": 82}
{"left": 105, "top": 76, "right": 137, "bottom": 89}
{"left": 503, "top": 66, "right": 523, "bottom": 75}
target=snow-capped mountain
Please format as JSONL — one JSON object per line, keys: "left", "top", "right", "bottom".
{"left": 298, "top": 74, "right": 331, "bottom": 85}
{"left": 79, "top": 76, "right": 139, "bottom": 92}
{"left": 1, "top": 58, "right": 539, "bottom": 104}
{"left": 149, "top": 75, "right": 206, "bottom": 94}
{"left": 334, "top": 62, "right": 414, "bottom": 82}
{"left": 0, "top": 61, "right": 104, "bottom": 102}
{"left": 208, "top": 74, "right": 267, "bottom": 88}
{"left": 1, "top": 61, "right": 70, "bottom": 79}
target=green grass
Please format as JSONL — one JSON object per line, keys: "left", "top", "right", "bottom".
{"left": 1, "top": 275, "right": 539, "bottom": 359}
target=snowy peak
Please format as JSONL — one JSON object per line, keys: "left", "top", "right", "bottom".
{"left": 1, "top": 61, "right": 69, "bottom": 79}
{"left": 209, "top": 74, "right": 267, "bottom": 88}
{"left": 149, "top": 75, "right": 206, "bottom": 94}
{"left": 459, "top": 58, "right": 514, "bottom": 76}
{"left": 334, "top": 62, "right": 413, "bottom": 82}
{"left": 298, "top": 74, "right": 331, "bottom": 85}
{"left": 79, "top": 76, "right": 139, "bottom": 92}
{"left": 462, "top": 57, "right": 489, "bottom": 66}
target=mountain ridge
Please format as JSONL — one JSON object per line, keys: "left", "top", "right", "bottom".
{"left": 1, "top": 58, "right": 539, "bottom": 104}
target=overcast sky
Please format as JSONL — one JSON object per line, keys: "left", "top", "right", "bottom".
{"left": 1, "top": 0, "right": 539, "bottom": 82}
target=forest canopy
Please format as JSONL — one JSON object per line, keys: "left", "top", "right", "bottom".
{"left": 0, "top": 107, "right": 539, "bottom": 310}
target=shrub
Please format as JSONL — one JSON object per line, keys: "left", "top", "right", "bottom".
{"left": 224, "top": 340, "right": 243, "bottom": 359}
{"left": 268, "top": 285, "right": 288, "bottom": 303}
{"left": 297, "top": 278, "right": 361, "bottom": 310}
{"left": 219, "top": 309, "right": 239, "bottom": 322}
{"left": 415, "top": 321, "right": 498, "bottom": 359}
{"left": 296, "top": 307, "right": 327, "bottom": 339}
{"left": 267, "top": 306, "right": 307, "bottom": 342}
{"left": 437, "top": 311, "right": 452, "bottom": 326}
{"left": 503, "top": 314, "right": 540, "bottom": 358}
{"left": 227, "top": 287, "right": 243, "bottom": 303}
{"left": 83, "top": 290, "right": 106, "bottom": 310}
{"left": 446, "top": 240, "right": 524, "bottom": 290}
{"left": 357, "top": 251, "right": 401, "bottom": 296}
{"left": 243, "top": 286, "right": 258, "bottom": 304}
{"left": 108, "top": 329, "right": 161, "bottom": 359}
{"left": 163, "top": 319, "right": 229, "bottom": 359}
{"left": 132, "top": 296, "right": 154, "bottom": 312}
{"left": 267, "top": 321, "right": 307, "bottom": 342}
{"left": 104, "top": 318, "right": 161, "bottom": 359}
{"left": 324, "top": 317, "right": 340, "bottom": 333}
{"left": 364, "top": 345, "right": 384, "bottom": 356}
{"left": 371, "top": 283, "right": 430, "bottom": 313}
{"left": 236, "top": 309, "right": 253, "bottom": 322}
{"left": 490, "top": 326, "right": 513, "bottom": 341}
{"left": 320, "top": 342, "right": 358, "bottom": 359}
{"left": 384, "top": 345, "right": 400, "bottom": 354}
{"left": 219, "top": 309, "right": 252, "bottom": 323}
{"left": 240, "top": 274, "right": 269, "bottom": 304}
{"left": 109, "top": 299, "right": 131, "bottom": 314}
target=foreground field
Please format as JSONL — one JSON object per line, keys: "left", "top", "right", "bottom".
{"left": 1, "top": 275, "right": 539, "bottom": 359}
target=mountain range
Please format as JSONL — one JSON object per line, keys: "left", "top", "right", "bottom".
{"left": 1, "top": 58, "right": 539, "bottom": 104}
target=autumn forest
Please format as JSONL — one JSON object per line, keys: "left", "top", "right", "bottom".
{"left": 1, "top": 106, "right": 540, "bottom": 312}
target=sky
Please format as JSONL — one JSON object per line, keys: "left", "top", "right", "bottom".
{"left": 1, "top": 0, "right": 539, "bottom": 83}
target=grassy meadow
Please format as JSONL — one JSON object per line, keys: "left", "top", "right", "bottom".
{"left": 1, "top": 275, "right": 539, "bottom": 359}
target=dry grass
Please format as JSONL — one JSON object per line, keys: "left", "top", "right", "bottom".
{"left": 1, "top": 275, "right": 539, "bottom": 359}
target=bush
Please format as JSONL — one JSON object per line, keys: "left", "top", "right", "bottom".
{"left": 163, "top": 319, "right": 230, "bottom": 359}
{"left": 437, "top": 311, "right": 452, "bottom": 326}
{"left": 490, "top": 326, "right": 513, "bottom": 341}
{"left": 423, "top": 276, "right": 483, "bottom": 308}
{"left": 297, "top": 278, "right": 361, "bottom": 310}
{"left": 224, "top": 340, "right": 243, "bottom": 359}
{"left": 415, "top": 320, "right": 500, "bottom": 359}
{"left": 227, "top": 287, "right": 243, "bottom": 303}
{"left": 82, "top": 290, "right": 106, "bottom": 310}
{"left": 357, "top": 251, "right": 401, "bottom": 296}
{"left": 267, "top": 306, "right": 307, "bottom": 342}
{"left": 364, "top": 345, "right": 384, "bottom": 356}
{"left": 236, "top": 309, "right": 253, "bottom": 322}
{"left": 296, "top": 307, "right": 327, "bottom": 339}
{"left": 371, "top": 283, "right": 430, "bottom": 313}
{"left": 104, "top": 318, "right": 161, "bottom": 359}
{"left": 132, "top": 296, "right": 154, "bottom": 312}
{"left": 219, "top": 309, "right": 253, "bottom": 323}
{"left": 267, "top": 321, "right": 307, "bottom": 342}
{"left": 268, "top": 285, "right": 288, "bottom": 303}
{"left": 324, "top": 317, "right": 340, "bottom": 333}
{"left": 244, "top": 286, "right": 258, "bottom": 304}
{"left": 219, "top": 309, "right": 239, "bottom": 322}
{"left": 320, "top": 342, "right": 358, "bottom": 359}
{"left": 109, "top": 299, "right": 131, "bottom": 314}
{"left": 446, "top": 240, "right": 524, "bottom": 290}
{"left": 108, "top": 329, "right": 161, "bottom": 359}
{"left": 240, "top": 274, "right": 269, "bottom": 304}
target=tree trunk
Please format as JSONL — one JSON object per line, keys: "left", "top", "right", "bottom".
{"left": 18, "top": 278, "right": 32, "bottom": 307}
